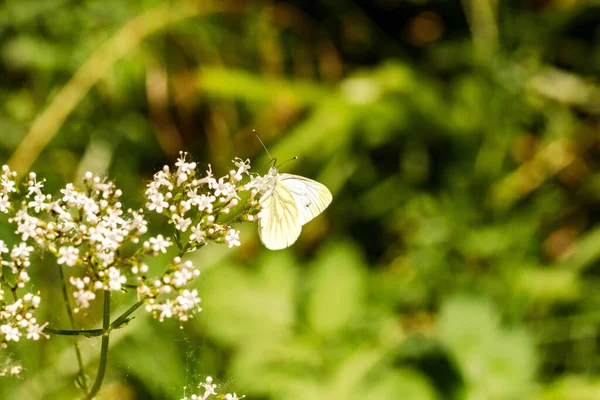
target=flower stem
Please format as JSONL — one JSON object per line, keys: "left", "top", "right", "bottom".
{"left": 84, "top": 290, "right": 111, "bottom": 400}
{"left": 110, "top": 300, "right": 144, "bottom": 329}
{"left": 45, "top": 299, "right": 145, "bottom": 336}
{"left": 58, "top": 265, "right": 89, "bottom": 393}
{"left": 44, "top": 327, "right": 104, "bottom": 337}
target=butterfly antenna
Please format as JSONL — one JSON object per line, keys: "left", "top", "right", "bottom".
{"left": 254, "top": 131, "right": 273, "bottom": 161}
{"left": 278, "top": 156, "right": 299, "bottom": 168}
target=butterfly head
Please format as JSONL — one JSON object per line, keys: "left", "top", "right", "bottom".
{"left": 267, "top": 164, "right": 279, "bottom": 176}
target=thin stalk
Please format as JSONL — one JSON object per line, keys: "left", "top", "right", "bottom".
{"left": 110, "top": 300, "right": 144, "bottom": 329}
{"left": 10, "top": 286, "right": 18, "bottom": 301}
{"left": 44, "top": 327, "right": 104, "bottom": 337}
{"left": 84, "top": 290, "right": 111, "bottom": 400}
{"left": 58, "top": 265, "right": 89, "bottom": 393}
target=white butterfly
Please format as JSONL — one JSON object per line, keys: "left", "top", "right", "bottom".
{"left": 257, "top": 165, "right": 332, "bottom": 250}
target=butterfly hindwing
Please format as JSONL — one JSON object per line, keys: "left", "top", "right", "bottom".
{"left": 279, "top": 174, "right": 333, "bottom": 226}
{"left": 258, "top": 182, "right": 302, "bottom": 250}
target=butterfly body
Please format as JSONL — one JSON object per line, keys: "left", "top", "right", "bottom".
{"left": 258, "top": 166, "right": 332, "bottom": 250}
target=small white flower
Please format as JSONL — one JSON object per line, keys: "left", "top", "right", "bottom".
{"left": 1, "top": 325, "right": 21, "bottom": 342}
{"left": 10, "top": 365, "right": 23, "bottom": 376}
{"left": 188, "top": 192, "right": 215, "bottom": 213}
{"left": 189, "top": 224, "right": 206, "bottom": 244}
{"left": 1, "top": 174, "right": 16, "bottom": 194}
{"left": 200, "top": 376, "right": 217, "bottom": 396}
{"left": 175, "top": 289, "right": 201, "bottom": 313}
{"left": 71, "top": 288, "right": 96, "bottom": 311}
{"left": 175, "top": 152, "right": 196, "bottom": 176}
{"left": 212, "top": 178, "right": 234, "bottom": 199}
{"left": 26, "top": 175, "right": 44, "bottom": 197}
{"left": 146, "top": 235, "right": 171, "bottom": 254}
{"left": 231, "top": 158, "right": 251, "bottom": 182}
{"left": 57, "top": 246, "right": 79, "bottom": 267}
{"left": 172, "top": 215, "right": 192, "bottom": 232}
{"left": 147, "top": 192, "right": 169, "bottom": 213}
{"left": 0, "top": 194, "right": 10, "bottom": 213}
{"left": 26, "top": 322, "right": 49, "bottom": 340}
{"left": 106, "top": 267, "right": 126, "bottom": 291}
{"left": 27, "top": 193, "right": 49, "bottom": 212}
{"left": 225, "top": 229, "right": 241, "bottom": 248}
{"left": 11, "top": 242, "right": 34, "bottom": 261}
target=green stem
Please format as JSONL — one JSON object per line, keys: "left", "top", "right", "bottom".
{"left": 84, "top": 290, "right": 111, "bottom": 400}
{"left": 173, "top": 228, "right": 182, "bottom": 251}
{"left": 58, "top": 265, "right": 89, "bottom": 392}
{"left": 110, "top": 300, "right": 144, "bottom": 329}
{"left": 45, "top": 299, "right": 144, "bottom": 336}
{"left": 10, "top": 286, "right": 18, "bottom": 302}
{"left": 44, "top": 327, "right": 104, "bottom": 337}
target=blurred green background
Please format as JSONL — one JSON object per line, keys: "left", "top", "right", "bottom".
{"left": 2, "top": 0, "right": 600, "bottom": 399}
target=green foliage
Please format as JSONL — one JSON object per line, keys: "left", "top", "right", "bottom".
{"left": 439, "top": 296, "right": 536, "bottom": 399}
{"left": 200, "top": 244, "right": 437, "bottom": 400}
{"left": 1, "top": 0, "right": 600, "bottom": 398}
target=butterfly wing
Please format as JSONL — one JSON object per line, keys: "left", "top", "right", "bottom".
{"left": 258, "top": 182, "right": 302, "bottom": 250}
{"left": 279, "top": 174, "right": 332, "bottom": 226}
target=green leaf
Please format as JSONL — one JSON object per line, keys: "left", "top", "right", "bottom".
{"left": 438, "top": 295, "right": 537, "bottom": 400}
{"left": 537, "top": 376, "right": 600, "bottom": 400}
{"left": 199, "top": 252, "right": 298, "bottom": 346}
{"left": 306, "top": 242, "right": 366, "bottom": 337}
{"left": 358, "top": 369, "right": 438, "bottom": 400}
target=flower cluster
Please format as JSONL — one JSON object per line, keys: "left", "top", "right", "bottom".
{"left": 144, "top": 153, "right": 261, "bottom": 251}
{"left": 0, "top": 166, "right": 49, "bottom": 347}
{"left": 134, "top": 153, "right": 261, "bottom": 321}
{"left": 0, "top": 359, "right": 23, "bottom": 378}
{"left": 182, "top": 376, "right": 244, "bottom": 400}
{"left": 0, "top": 288, "right": 47, "bottom": 348}
{"left": 0, "top": 154, "right": 264, "bottom": 342}
{"left": 138, "top": 256, "right": 201, "bottom": 322}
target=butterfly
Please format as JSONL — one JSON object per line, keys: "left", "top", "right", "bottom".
{"left": 257, "top": 164, "right": 332, "bottom": 250}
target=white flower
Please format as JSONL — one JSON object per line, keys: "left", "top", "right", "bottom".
{"left": 231, "top": 158, "right": 251, "bottom": 182}
{"left": 57, "top": 246, "right": 79, "bottom": 267}
{"left": 146, "top": 235, "right": 171, "bottom": 254}
{"left": 146, "top": 192, "right": 169, "bottom": 213}
{"left": 200, "top": 376, "right": 217, "bottom": 397}
{"left": 1, "top": 174, "right": 16, "bottom": 194}
{"left": 26, "top": 322, "right": 49, "bottom": 340}
{"left": 225, "top": 229, "right": 241, "bottom": 248}
{"left": 27, "top": 193, "right": 49, "bottom": 212}
{"left": 0, "top": 194, "right": 10, "bottom": 213}
{"left": 195, "top": 194, "right": 215, "bottom": 213}
{"left": 152, "top": 170, "right": 173, "bottom": 189}
{"left": 177, "top": 173, "right": 188, "bottom": 186}
{"left": 180, "top": 376, "right": 244, "bottom": 400}
{"left": 71, "top": 288, "right": 96, "bottom": 311}
{"left": 12, "top": 209, "right": 40, "bottom": 241}
{"left": 211, "top": 178, "right": 235, "bottom": 199}
{"left": 172, "top": 215, "right": 192, "bottom": 232}
{"left": 10, "top": 365, "right": 23, "bottom": 376}
{"left": 189, "top": 224, "right": 206, "bottom": 244}
{"left": 1, "top": 325, "right": 21, "bottom": 342}
{"left": 158, "top": 300, "right": 174, "bottom": 321}
{"left": 26, "top": 175, "right": 45, "bottom": 197}
{"left": 106, "top": 267, "right": 126, "bottom": 291}
{"left": 11, "top": 242, "right": 34, "bottom": 261}
{"left": 175, "top": 152, "right": 197, "bottom": 176}
{"left": 175, "top": 289, "right": 201, "bottom": 313}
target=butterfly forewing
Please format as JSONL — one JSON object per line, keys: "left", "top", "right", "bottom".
{"left": 258, "top": 182, "right": 302, "bottom": 250}
{"left": 279, "top": 174, "right": 333, "bottom": 225}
